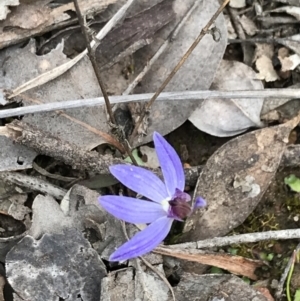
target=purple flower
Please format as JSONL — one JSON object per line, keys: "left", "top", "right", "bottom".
{"left": 98, "top": 132, "right": 206, "bottom": 261}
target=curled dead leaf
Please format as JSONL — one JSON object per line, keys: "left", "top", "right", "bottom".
{"left": 180, "top": 112, "right": 300, "bottom": 242}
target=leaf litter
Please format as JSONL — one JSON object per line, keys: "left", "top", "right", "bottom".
{"left": 181, "top": 112, "right": 300, "bottom": 243}
{"left": 189, "top": 60, "right": 264, "bottom": 137}
{"left": 2, "top": 0, "right": 300, "bottom": 300}
{"left": 0, "top": 0, "right": 227, "bottom": 150}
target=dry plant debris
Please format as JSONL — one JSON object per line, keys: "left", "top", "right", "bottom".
{"left": 1, "top": 0, "right": 300, "bottom": 300}
{"left": 182, "top": 113, "right": 300, "bottom": 242}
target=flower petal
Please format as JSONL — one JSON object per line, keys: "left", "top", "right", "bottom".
{"left": 193, "top": 196, "right": 207, "bottom": 210}
{"left": 153, "top": 132, "right": 184, "bottom": 196}
{"left": 173, "top": 188, "right": 191, "bottom": 202}
{"left": 99, "top": 195, "right": 166, "bottom": 223}
{"left": 109, "top": 216, "right": 173, "bottom": 261}
{"left": 109, "top": 165, "right": 168, "bottom": 203}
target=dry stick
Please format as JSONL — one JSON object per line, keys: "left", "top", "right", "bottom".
{"left": 73, "top": 0, "right": 115, "bottom": 124}
{"left": 0, "top": 171, "right": 67, "bottom": 199}
{"left": 4, "top": 120, "right": 124, "bottom": 174}
{"left": 229, "top": 37, "right": 278, "bottom": 44}
{"left": 32, "top": 162, "right": 77, "bottom": 182}
{"left": 128, "top": 0, "right": 231, "bottom": 144}
{"left": 165, "top": 229, "right": 300, "bottom": 250}
{"left": 1, "top": 89, "right": 300, "bottom": 119}
{"left": 72, "top": 0, "right": 137, "bottom": 165}
{"left": 139, "top": 256, "right": 176, "bottom": 301}
{"left": 122, "top": 0, "right": 202, "bottom": 95}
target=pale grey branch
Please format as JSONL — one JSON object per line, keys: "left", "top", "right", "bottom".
{"left": 1, "top": 89, "right": 299, "bottom": 118}
{"left": 167, "top": 229, "right": 300, "bottom": 250}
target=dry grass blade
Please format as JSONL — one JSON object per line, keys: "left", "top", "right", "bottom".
{"left": 154, "top": 246, "right": 264, "bottom": 280}
{"left": 8, "top": 52, "right": 85, "bottom": 99}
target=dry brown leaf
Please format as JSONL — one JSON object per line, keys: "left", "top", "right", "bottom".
{"left": 256, "top": 55, "right": 279, "bottom": 82}
{"left": 154, "top": 246, "right": 264, "bottom": 280}
{"left": 279, "top": 54, "right": 300, "bottom": 71}
{"left": 0, "top": 0, "right": 117, "bottom": 49}
{"left": 189, "top": 60, "right": 264, "bottom": 137}
{"left": 255, "top": 287, "right": 275, "bottom": 301}
{"left": 180, "top": 113, "right": 300, "bottom": 243}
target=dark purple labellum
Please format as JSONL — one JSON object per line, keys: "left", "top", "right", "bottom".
{"left": 168, "top": 199, "right": 192, "bottom": 220}
{"left": 167, "top": 188, "right": 192, "bottom": 220}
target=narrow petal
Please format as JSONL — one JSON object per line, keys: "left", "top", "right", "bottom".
{"left": 193, "top": 196, "right": 207, "bottom": 210}
{"left": 173, "top": 188, "right": 191, "bottom": 202}
{"left": 110, "top": 165, "right": 168, "bottom": 203}
{"left": 153, "top": 132, "right": 185, "bottom": 196}
{"left": 99, "top": 195, "right": 166, "bottom": 223}
{"left": 109, "top": 216, "right": 173, "bottom": 261}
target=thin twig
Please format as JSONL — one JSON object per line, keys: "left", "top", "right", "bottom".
{"left": 228, "top": 36, "right": 300, "bottom": 52}
{"left": 90, "top": 0, "right": 136, "bottom": 47}
{"left": 140, "top": 256, "right": 176, "bottom": 301}
{"left": 2, "top": 89, "right": 300, "bottom": 119}
{"left": 4, "top": 120, "right": 124, "bottom": 174}
{"left": 32, "top": 162, "right": 77, "bottom": 182}
{"left": 166, "top": 229, "right": 300, "bottom": 250}
{"left": 128, "top": 0, "right": 231, "bottom": 144}
{"left": 72, "top": 0, "right": 138, "bottom": 165}
{"left": 0, "top": 171, "right": 67, "bottom": 199}
{"left": 7, "top": 93, "right": 126, "bottom": 153}
{"left": 134, "top": 259, "right": 154, "bottom": 301}
{"left": 73, "top": 0, "right": 115, "bottom": 124}
{"left": 228, "top": 37, "right": 278, "bottom": 44}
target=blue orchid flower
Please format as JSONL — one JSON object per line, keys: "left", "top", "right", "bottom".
{"left": 98, "top": 132, "right": 206, "bottom": 261}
